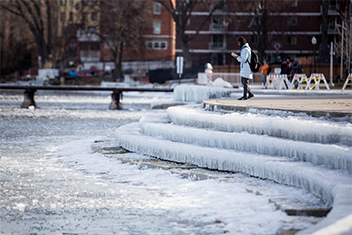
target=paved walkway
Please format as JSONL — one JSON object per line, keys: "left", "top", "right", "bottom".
{"left": 203, "top": 89, "right": 352, "bottom": 118}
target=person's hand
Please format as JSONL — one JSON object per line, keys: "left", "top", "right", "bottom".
{"left": 231, "top": 52, "right": 237, "bottom": 58}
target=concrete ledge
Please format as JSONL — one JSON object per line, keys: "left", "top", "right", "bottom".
{"left": 203, "top": 95, "right": 352, "bottom": 118}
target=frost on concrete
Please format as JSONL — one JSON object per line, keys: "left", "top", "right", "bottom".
{"left": 115, "top": 104, "right": 352, "bottom": 235}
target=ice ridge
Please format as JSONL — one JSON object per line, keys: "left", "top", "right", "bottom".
{"left": 140, "top": 121, "right": 352, "bottom": 173}
{"left": 173, "top": 84, "right": 235, "bottom": 102}
{"left": 167, "top": 105, "right": 352, "bottom": 146}
{"left": 115, "top": 105, "right": 352, "bottom": 235}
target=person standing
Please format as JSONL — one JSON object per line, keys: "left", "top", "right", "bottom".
{"left": 260, "top": 59, "right": 269, "bottom": 88}
{"left": 204, "top": 63, "right": 213, "bottom": 86}
{"left": 286, "top": 57, "right": 293, "bottom": 80}
{"left": 231, "top": 36, "right": 254, "bottom": 100}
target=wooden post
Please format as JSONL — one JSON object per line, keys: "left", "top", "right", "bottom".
{"left": 109, "top": 90, "right": 122, "bottom": 110}
{"left": 21, "top": 88, "right": 37, "bottom": 108}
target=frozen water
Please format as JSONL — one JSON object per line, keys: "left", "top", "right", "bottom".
{"left": 0, "top": 90, "right": 330, "bottom": 234}
{"left": 115, "top": 103, "right": 352, "bottom": 234}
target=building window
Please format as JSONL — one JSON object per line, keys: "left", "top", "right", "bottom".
{"left": 68, "top": 38, "right": 77, "bottom": 51}
{"left": 92, "top": 0, "right": 98, "bottom": 5}
{"left": 329, "top": 0, "right": 338, "bottom": 11}
{"left": 249, "top": 16, "right": 259, "bottom": 27}
{"left": 104, "top": 41, "right": 112, "bottom": 49}
{"left": 70, "top": 0, "right": 74, "bottom": 6}
{"left": 287, "top": 16, "right": 297, "bottom": 26}
{"left": 147, "top": 41, "right": 153, "bottom": 49}
{"left": 251, "top": 34, "right": 258, "bottom": 44}
{"left": 153, "top": 20, "right": 161, "bottom": 34}
{"left": 211, "top": 34, "right": 225, "bottom": 48}
{"left": 211, "top": 53, "right": 224, "bottom": 66}
{"left": 146, "top": 41, "right": 168, "bottom": 50}
{"left": 91, "top": 12, "right": 97, "bottom": 21}
{"left": 153, "top": 2, "right": 161, "bottom": 15}
{"left": 328, "top": 16, "right": 336, "bottom": 31}
{"left": 287, "top": 35, "right": 297, "bottom": 45}
{"left": 154, "top": 42, "right": 160, "bottom": 49}
{"left": 83, "top": 12, "right": 88, "bottom": 21}
{"left": 61, "top": 0, "right": 66, "bottom": 6}
{"left": 82, "top": 0, "right": 88, "bottom": 6}
{"left": 69, "top": 12, "right": 73, "bottom": 21}
{"left": 60, "top": 12, "right": 65, "bottom": 22}
{"left": 161, "top": 42, "right": 167, "bottom": 49}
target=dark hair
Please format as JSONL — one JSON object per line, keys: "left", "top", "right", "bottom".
{"left": 237, "top": 36, "right": 247, "bottom": 47}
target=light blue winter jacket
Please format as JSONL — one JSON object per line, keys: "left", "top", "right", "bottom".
{"left": 236, "top": 43, "right": 253, "bottom": 79}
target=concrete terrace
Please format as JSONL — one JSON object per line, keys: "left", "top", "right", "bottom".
{"left": 203, "top": 89, "right": 352, "bottom": 118}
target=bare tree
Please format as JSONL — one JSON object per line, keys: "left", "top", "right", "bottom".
{"left": 100, "top": 0, "right": 153, "bottom": 79}
{"left": 230, "top": 0, "right": 296, "bottom": 62}
{"left": 1, "top": 0, "right": 53, "bottom": 65}
{"left": 54, "top": 1, "right": 100, "bottom": 69}
{"left": 0, "top": 7, "right": 34, "bottom": 75}
{"left": 156, "top": 0, "right": 227, "bottom": 68}
{"left": 320, "top": 0, "right": 330, "bottom": 57}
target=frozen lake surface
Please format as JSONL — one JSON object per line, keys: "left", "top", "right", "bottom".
{"left": 0, "top": 91, "right": 327, "bottom": 234}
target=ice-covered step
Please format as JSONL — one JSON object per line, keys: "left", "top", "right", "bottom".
{"left": 173, "top": 84, "right": 235, "bottom": 102}
{"left": 139, "top": 115, "right": 352, "bottom": 173}
{"left": 167, "top": 105, "right": 352, "bottom": 146}
{"left": 115, "top": 122, "right": 352, "bottom": 234}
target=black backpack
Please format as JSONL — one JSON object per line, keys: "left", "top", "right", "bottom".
{"left": 267, "top": 66, "right": 271, "bottom": 75}
{"left": 246, "top": 46, "right": 261, "bottom": 72}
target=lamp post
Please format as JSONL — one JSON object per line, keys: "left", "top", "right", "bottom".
{"left": 311, "top": 36, "right": 317, "bottom": 73}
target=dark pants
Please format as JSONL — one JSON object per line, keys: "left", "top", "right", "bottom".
{"left": 241, "top": 77, "right": 253, "bottom": 97}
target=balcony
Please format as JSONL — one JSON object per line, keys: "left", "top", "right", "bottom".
{"left": 327, "top": 24, "right": 338, "bottom": 34}
{"left": 210, "top": 23, "right": 228, "bottom": 31}
{"left": 211, "top": 14, "right": 228, "bottom": 31}
{"left": 209, "top": 3, "right": 228, "bottom": 13}
{"left": 209, "top": 42, "right": 227, "bottom": 50}
{"left": 321, "top": 4, "right": 339, "bottom": 16}
{"left": 77, "top": 29, "right": 100, "bottom": 42}
{"left": 80, "top": 50, "right": 100, "bottom": 62}
{"left": 328, "top": 4, "right": 339, "bottom": 12}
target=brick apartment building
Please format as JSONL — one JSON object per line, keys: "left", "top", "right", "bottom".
{"left": 56, "top": 0, "right": 101, "bottom": 68}
{"left": 53, "top": 0, "right": 352, "bottom": 82}
{"left": 37, "top": 0, "right": 352, "bottom": 75}
{"left": 1, "top": 0, "right": 349, "bottom": 80}
{"left": 175, "top": 0, "right": 350, "bottom": 67}
{"left": 98, "top": 1, "right": 176, "bottom": 75}
{"left": 56, "top": 0, "right": 176, "bottom": 74}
